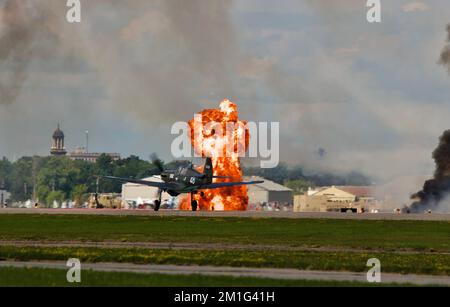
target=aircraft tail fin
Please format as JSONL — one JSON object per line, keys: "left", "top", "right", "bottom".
{"left": 203, "top": 157, "right": 213, "bottom": 183}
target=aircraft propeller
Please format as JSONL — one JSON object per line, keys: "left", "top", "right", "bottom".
{"left": 150, "top": 153, "right": 165, "bottom": 175}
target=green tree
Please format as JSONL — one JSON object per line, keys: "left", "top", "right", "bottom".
{"left": 96, "top": 154, "right": 113, "bottom": 175}
{"left": 285, "top": 179, "right": 315, "bottom": 195}
{"left": 36, "top": 185, "right": 51, "bottom": 204}
{"left": 46, "top": 190, "right": 66, "bottom": 207}
{"left": 0, "top": 157, "right": 12, "bottom": 190}
{"left": 36, "top": 157, "right": 76, "bottom": 199}
{"left": 9, "top": 157, "right": 33, "bottom": 201}
{"left": 72, "top": 184, "right": 88, "bottom": 205}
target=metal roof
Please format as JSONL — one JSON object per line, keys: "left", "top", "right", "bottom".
{"left": 311, "top": 186, "right": 375, "bottom": 197}
{"left": 334, "top": 186, "right": 375, "bottom": 197}
{"left": 244, "top": 176, "right": 292, "bottom": 192}
{"left": 122, "top": 176, "right": 162, "bottom": 187}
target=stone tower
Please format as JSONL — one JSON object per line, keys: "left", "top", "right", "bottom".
{"left": 50, "top": 124, "right": 67, "bottom": 156}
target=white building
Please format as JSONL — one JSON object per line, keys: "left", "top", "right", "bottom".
{"left": 121, "top": 176, "right": 175, "bottom": 207}
{"left": 69, "top": 147, "right": 120, "bottom": 163}
{"left": 0, "top": 190, "right": 11, "bottom": 205}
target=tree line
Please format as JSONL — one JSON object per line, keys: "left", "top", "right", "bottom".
{"left": 243, "top": 163, "right": 371, "bottom": 195}
{"left": 0, "top": 155, "right": 372, "bottom": 205}
{"left": 0, "top": 155, "right": 156, "bottom": 205}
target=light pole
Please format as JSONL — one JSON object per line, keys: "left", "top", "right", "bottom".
{"left": 86, "top": 130, "right": 89, "bottom": 153}
{"left": 1, "top": 179, "right": 5, "bottom": 208}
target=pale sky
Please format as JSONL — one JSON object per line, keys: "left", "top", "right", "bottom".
{"left": 1, "top": 0, "right": 450, "bottom": 183}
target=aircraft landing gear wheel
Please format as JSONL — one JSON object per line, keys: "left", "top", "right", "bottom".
{"left": 191, "top": 200, "right": 198, "bottom": 212}
{"left": 154, "top": 200, "right": 161, "bottom": 212}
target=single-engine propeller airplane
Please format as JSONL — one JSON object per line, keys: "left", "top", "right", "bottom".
{"left": 102, "top": 157, "right": 263, "bottom": 211}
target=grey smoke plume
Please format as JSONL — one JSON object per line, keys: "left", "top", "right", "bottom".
{"left": 0, "top": 0, "right": 290, "bottom": 159}
{"left": 1, "top": 0, "right": 444, "bottom": 190}
{"left": 439, "top": 24, "right": 450, "bottom": 73}
{"left": 0, "top": 0, "right": 38, "bottom": 105}
{"left": 161, "top": 1, "right": 237, "bottom": 95}
{"left": 0, "top": 0, "right": 67, "bottom": 105}
{"left": 410, "top": 24, "right": 450, "bottom": 213}
{"left": 0, "top": 0, "right": 242, "bottom": 120}
{"left": 407, "top": 24, "right": 450, "bottom": 213}
{"left": 409, "top": 130, "right": 450, "bottom": 213}
{"left": 94, "top": 0, "right": 241, "bottom": 122}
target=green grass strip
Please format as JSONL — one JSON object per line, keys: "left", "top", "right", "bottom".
{"left": 0, "top": 245, "right": 449, "bottom": 275}
{"left": 0, "top": 215, "right": 449, "bottom": 252}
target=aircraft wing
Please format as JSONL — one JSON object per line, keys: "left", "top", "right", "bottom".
{"left": 198, "top": 180, "right": 264, "bottom": 190}
{"left": 102, "top": 176, "right": 180, "bottom": 190}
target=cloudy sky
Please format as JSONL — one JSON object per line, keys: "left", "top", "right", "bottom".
{"left": 1, "top": 0, "right": 450, "bottom": 184}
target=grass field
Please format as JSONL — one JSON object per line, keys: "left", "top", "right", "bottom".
{"left": 0, "top": 246, "right": 449, "bottom": 275}
{"left": 0, "top": 214, "right": 449, "bottom": 286}
{"left": 0, "top": 215, "right": 449, "bottom": 251}
{"left": 0, "top": 267, "right": 417, "bottom": 287}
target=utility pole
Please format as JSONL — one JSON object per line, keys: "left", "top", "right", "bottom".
{"left": 0, "top": 179, "right": 4, "bottom": 207}
{"left": 32, "top": 156, "right": 38, "bottom": 202}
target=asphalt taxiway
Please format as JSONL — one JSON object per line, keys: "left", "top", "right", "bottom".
{"left": 0, "top": 208, "right": 449, "bottom": 221}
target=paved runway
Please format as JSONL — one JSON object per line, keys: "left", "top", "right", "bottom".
{"left": 1, "top": 208, "right": 450, "bottom": 221}
{"left": 1, "top": 260, "right": 449, "bottom": 286}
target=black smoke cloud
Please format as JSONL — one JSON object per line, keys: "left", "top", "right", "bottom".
{"left": 410, "top": 24, "right": 450, "bottom": 213}
{"left": 410, "top": 130, "right": 450, "bottom": 212}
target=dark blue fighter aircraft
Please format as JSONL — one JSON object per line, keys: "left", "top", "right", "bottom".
{"left": 103, "top": 157, "right": 263, "bottom": 211}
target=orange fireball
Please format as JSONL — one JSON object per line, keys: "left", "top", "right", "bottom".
{"left": 179, "top": 99, "right": 250, "bottom": 211}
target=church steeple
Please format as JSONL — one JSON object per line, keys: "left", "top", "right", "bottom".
{"left": 50, "top": 124, "right": 67, "bottom": 156}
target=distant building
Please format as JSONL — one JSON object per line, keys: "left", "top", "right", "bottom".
{"left": 49, "top": 125, "right": 120, "bottom": 162}
{"left": 121, "top": 176, "right": 175, "bottom": 207}
{"left": 50, "top": 124, "right": 67, "bottom": 156}
{"left": 68, "top": 147, "right": 120, "bottom": 163}
{"left": 244, "top": 176, "right": 293, "bottom": 205}
{"left": 294, "top": 185, "right": 379, "bottom": 213}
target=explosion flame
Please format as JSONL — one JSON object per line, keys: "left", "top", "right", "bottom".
{"left": 179, "top": 99, "right": 250, "bottom": 211}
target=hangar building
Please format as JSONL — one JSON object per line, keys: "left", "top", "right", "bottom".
{"left": 244, "top": 176, "right": 293, "bottom": 205}
{"left": 121, "top": 176, "right": 174, "bottom": 207}
{"left": 294, "top": 186, "right": 378, "bottom": 213}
